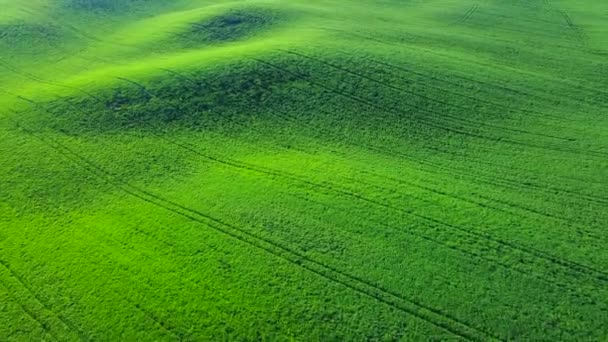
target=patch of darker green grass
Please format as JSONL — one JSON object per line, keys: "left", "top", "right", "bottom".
{"left": 0, "top": 23, "right": 62, "bottom": 48}
{"left": 66, "top": 0, "right": 151, "bottom": 11}
{"left": 23, "top": 59, "right": 302, "bottom": 134}
{"left": 176, "top": 7, "right": 283, "bottom": 46}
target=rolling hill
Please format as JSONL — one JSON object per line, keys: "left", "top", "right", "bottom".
{"left": 1, "top": 0, "right": 607, "bottom": 340}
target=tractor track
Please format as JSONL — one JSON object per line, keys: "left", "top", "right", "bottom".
{"left": 281, "top": 49, "right": 577, "bottom": 142}
{"left": 15, "top": 122, "right": 499, "bottom": 342}
{"left": 291, "top": 193, "right": 606, "bottom": 305}
{"left": 0, "top": 258, "right": 86, "bottom": 341}
{"left": 458, "top": 5, "right": 479, "bottom": 24}
{"left": 319, "top": 27, "right": 608, "bottom": 104}
{"left": 269, "top": 102, "right": 607, "bottom": 206}
{"left": 109, "top": 76, "right": 607, "bottom": 235}
{"left": 74, "top": 81, "right": 608, "bottom": 287}
{"left": 253, "top": 58, "right": 608, "bottom": 160}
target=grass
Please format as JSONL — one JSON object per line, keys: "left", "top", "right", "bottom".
{"left": 1, "top": 0, "right": 607, "bottom": 340}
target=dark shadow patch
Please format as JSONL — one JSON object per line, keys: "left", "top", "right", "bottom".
{"left": 0, "top": 23, "right": 61, "bottom": 47}
{"left": 23, "top": 58, "right": 305, "bottom": 134}
{"left": 66, "top": 0, "right": 151, "bottom": 11}
{"left": 177, "top": 8, "right": 281, "bottom": 46}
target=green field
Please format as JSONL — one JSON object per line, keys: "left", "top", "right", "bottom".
{"left": 1, "top": 0, "right": 607, "bottom": 340}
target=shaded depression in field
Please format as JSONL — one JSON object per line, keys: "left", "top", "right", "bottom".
{"left": 176, "top": 8, "right": 282, "bottom": 46}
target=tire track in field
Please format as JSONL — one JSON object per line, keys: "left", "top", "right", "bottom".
{"left": 457, "top": 4, "right": 479, "bottom": 24}
{"left": 290, "top": 193, "right": 604, "bottom": 306}
{"left": 10, "top": 72, "right": 606, "bottom": 210}
{"left": 348, "top": 170, "right": 604, "bottom": 240}
{"left": 3, "top": 47, "right": 604, "bottom": 193}
{"left": 0, "top": 279, "right": 59, "bottom": 341}
{"left": 144, "top": 104, "right": 581, "bottom": 241}
{"left": 274, "top": 55, "right": 608, "bottom": 192}
{"left": 320, "top": 27, "right": 608, "bottom": 105}
{"left": 7, "top": 90, "right": 500, "bottom": 340}
{"left": 7, "top": 90, "right": 604, "bottom": 336}
{"left": 281, "top": 49, "right": 576, "bottom": 142}
{"left": 0, "top": 61, "right": 105, "bottom": 103}
{"left": 14, "top": 124, "right": 498, "bottom": 342}
{"left": 66, "top": 70, "right": 608, "bottom": 219}
{"left": 253, "top": 57, "right": 608, "bottom": 160}
{"left": 268, "top": 98, "right": 607, "bottom": 207}
{"left": 8, "top": 75, "right": 604, "bottom": 280}
{"left": 158, "top": 68, "right": 212, "bottom": 89}
{"left": 258, "top": 89, "right": 605, "bottom": 214}
{"left": 356, "top": 53, "right": 604, "bottom": 114}
{"left": 90, "top": 240, "right": 190, "bottom": 340}
{"left": 18, "top": 7, "right": 145, "bottom": 52}
{"left": 98, "top": 230, "right": 294, "bottom": 342}
{"left": 283, "top": 50, "right": 598, "bottom": 156}
{"left": 239, "top": 61, "right": 608, "bottom": 281}
{"left": 15, "top": 6, "right": 141, "bottom": 61}
{"left": 4, "top": 62, "right": 605, "bottom": 211}
{"left": 10, "top": 80, "right": 608, "bottom": 246}
{"left": 338, "top": 52, "right": 572, "bottom": 123}
{"left": 251, "top": 66, "right": 607, "bottom": 227}
{"left": 557, "top": 10, "right": 588, "bottom": 42}
{"left": 252, "top": 59, "right": 574, "bottom": 161}
{"left": 102, "top": 93, "right": 608, "bottom": 288}
{"left": 362, "top": 22, "right": 604, "bottom": 96}
{"left": 176, "top": 92, "right": 607, "bottom": 235}
{"left": 0, "top": 259, "right": 85, "bottom": 341}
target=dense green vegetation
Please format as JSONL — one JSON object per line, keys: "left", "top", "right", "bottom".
{"left": 1, "top": 0, "right": 607, "bottom": 340}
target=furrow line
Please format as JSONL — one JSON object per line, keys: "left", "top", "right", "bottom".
{"left": 0, "top": 258, "right": 85, "bottom": 341}
{"left": 274, "top": 99, "right": 606, "bottom": 206}
{"left": 253, "top": 58, "right": 607, "bottom": 160}
{"left": 138, "top": 111, "right": 608, "bottom": 284}
{"left": 292, "top": 193, "right": 602, "bottom": 305}
{"left": 0, "top": 277, "right": 59, "bottom": 342}
{"left": 20, "top": 125, "right": 498, "bottom": 342}
{"left": 170, "top": 60, "right": 608, "bottom": 280}
{"left": 320, "top": 27, "right": 608, "bottom": 103}
{"left": 282, "top": 49, "right": 575, "bottom": 142}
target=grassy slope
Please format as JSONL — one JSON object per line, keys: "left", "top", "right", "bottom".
{"left": 1, "top": 0, "right": 607, "bottom": 340}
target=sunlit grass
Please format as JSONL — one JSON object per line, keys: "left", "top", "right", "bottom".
{"left": 1, "top": 0, "right": 607, "bottom": 340}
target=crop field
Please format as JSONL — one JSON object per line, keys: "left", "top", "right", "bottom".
{"left": 0, "top": 0, "right": 607, "bottom": 340}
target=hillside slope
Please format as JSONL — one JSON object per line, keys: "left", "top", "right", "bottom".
{"left": 1, "top": 0, "right": 607, "bottom": 340}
